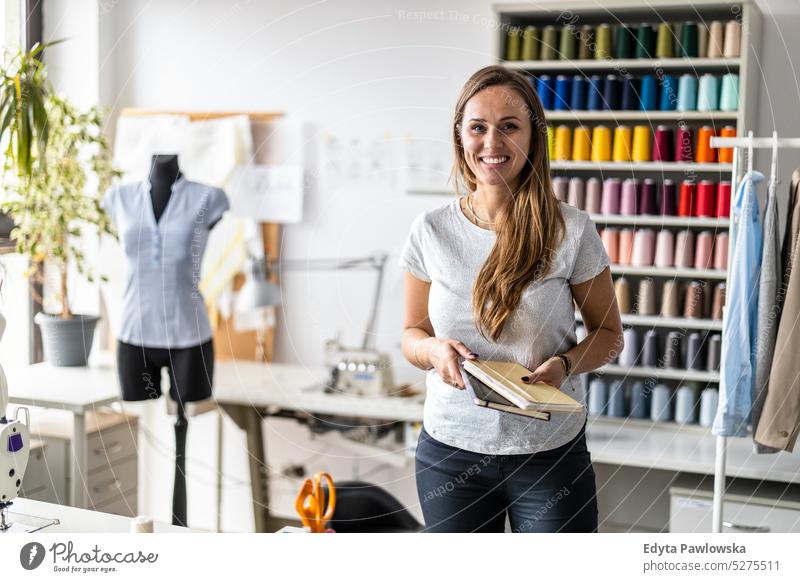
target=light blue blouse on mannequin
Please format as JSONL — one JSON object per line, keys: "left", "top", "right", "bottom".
{"left": 103, "top": 177, "right": 229, "bottom": 349}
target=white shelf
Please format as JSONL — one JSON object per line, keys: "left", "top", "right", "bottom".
{"left": 545, "top": 110, "right": 739, "bottom": 122}
{"left": 550, "top": 161, "right": 732, "bottom": 172}
{"left": 589, "top": 414, "right": 710, "bottom": 435}
{"left": 589, "top": 214, "right": 730, "bottom": 228}
{"left": 502, "top": 57, "right": 741, "bottom": 72}
{"left": 609, "top": 265, "right": 727, "bottom": 279}
{"left": 598, "top": 364, "right": 719, "bottom": 383}
{"left": 576, "top": 312, "right": 723, "bottom": 331}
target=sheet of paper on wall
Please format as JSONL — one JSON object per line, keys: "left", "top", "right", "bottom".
{"left": 227, "top": 164, "right": 304, "bottom": 223}
{"left": 113, "top": 114, "right": 191, "bottom": 181}
{"left": 180, "top": 114, "right": 253, "bottom": 188}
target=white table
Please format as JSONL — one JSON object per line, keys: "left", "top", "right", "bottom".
{"left": 6, "top": 361, "right": 120, "bottom": 509}
{"left": 5, "top": 498, "right": 190, "bottom": 533}
{"left": 212, "top": 360, "right": 424, "bottom": 531}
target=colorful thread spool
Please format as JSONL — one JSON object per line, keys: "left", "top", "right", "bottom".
{"left": 636, "top": 24, "right": 656, "bottom": 58}
{"left": 639, "top": 75, "right": 658, "bottom": 111}
{"left": 572, "top": 126, "right": 592, "bottom": 161}
{"left": 631, "top": 125, "right": 651, "bottom": 162}
{"left": 591, "top": 125, "right": 612, "bottom": 162}
{"left": 718, "top": 126, "right": 736, "bottom": 163}
{"left": 659, "top": 75, "right": 678, "bottom": 111}
{"left": 521, "top": 26, "right": 540, "bottom": 60}
{"left": 660, "top": 179, "right": 677, "bottom": 216}
{"left": 656, "top": 23, "right": 674, "bottom": 58}
{"left": 724, "top": 20, "right": 741, "bottom": 58}
{"left": 653, "top": 126, "right": 674, "bottom": 162}
{"left": 678, "top": 180, "right": 697, "bottom": 217}
{"left": 719, "top": 73, "right": 739, "bottom": 111}
{"left": 570, "top": 75, "right": 587, "bottom": 110}
{"left": 536, "top": 75, "right": 555, "bottom": 110}
{"left": 603, "top": 75, "right": 621, "bottom": 110}
{"left": 696, "top": 180, "right": 717, "bottom": 217}
{"left": 695, "top": 126, "right": 717, "bottom": 163}
{"left": 506, "top": 27, "right": 523, "bottom": 60}
{"left": 707, "top": 21, "right": 724, "bottom": 58}
{"left": 697, "top": 74, "right": 720, "bottom": 111}
{"left": 587, "top": 75, "right": 604, "bottom": 110}
{"left": 554, "top": 75, "right": 572, "bottom": 110}
{"left": 554, "top": 125, "right": 572, "bottom": 160}
{"left": 612, "top": 125, "right": 633, "bottom": 162}
{"left": 716, "top": 181, "right": 732, "bottom": 218}
{"left": 674, "top": 126, "right": 694, "bottom": 162}
{"left": 677, "top": 74, "right": 698, "bottom": 111}
{"left": 595, "top": 24, "right": 612, "bottom": 59}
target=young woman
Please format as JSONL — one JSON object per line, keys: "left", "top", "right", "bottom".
{"left": 399, "top": 66, "right": 623, "bottom": 533}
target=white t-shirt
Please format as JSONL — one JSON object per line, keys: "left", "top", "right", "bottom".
{"left": 399, "top": 198, "right": 609, "bottom": 454}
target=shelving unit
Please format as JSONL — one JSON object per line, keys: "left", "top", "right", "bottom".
{"left": 588, "top": 214, "right": 729, "bottom": 228}
{"left": 545, "top": 111, "right": 739, "bottom": 122}
{"left": 575, "top": 311, "right": 723, "bottom": 331}
{"left": 599, "top": 364, "right": 720, "bottom": 383}
{"left": 494, "top": 0, "right": 761, "bottom": 434}
{"left": 502, "top": 57, "right": 741, "bottom": 72}
{"left": 609, "top": 265, "right": 727, "bottom": 279}
{"left": 550, "top": 161, "right": 732, "bottom": 172}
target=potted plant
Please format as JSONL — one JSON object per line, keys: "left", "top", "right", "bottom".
{"left": 1, "top": 53, "right": 119, "bottom": 365}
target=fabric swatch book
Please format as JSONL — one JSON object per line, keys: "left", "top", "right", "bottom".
{"left": 462, "top": 359, "right": 584, "bottom": 414}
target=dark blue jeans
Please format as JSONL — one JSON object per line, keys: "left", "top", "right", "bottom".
{"left": 415, "top": 425, "right": 598, "bottom": 532}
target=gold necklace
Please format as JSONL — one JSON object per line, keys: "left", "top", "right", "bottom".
{"left": 466, "top": 194, "right": 496, "bottom": 226}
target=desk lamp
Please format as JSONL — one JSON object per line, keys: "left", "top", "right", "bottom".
{"left": 236, "top": 253, "right": 395, "bottom": 396}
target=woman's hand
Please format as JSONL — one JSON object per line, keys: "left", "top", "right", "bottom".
{"left": 521, "top": 357, "right": 566, "bottom": 389}
{"left": 427, "top": 338, "right": 478, "bottom": 389}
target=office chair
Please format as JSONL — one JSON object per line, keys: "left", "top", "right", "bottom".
{"left": 323, "top": 480, "right": 422, "bottom": 533}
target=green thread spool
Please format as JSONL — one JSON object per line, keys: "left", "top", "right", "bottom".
{"left": 505, "top": 27, "right": 522, "bottom": 61}
{"left": 679, "top": 21, "right": 698, "bottom": 58}
{"left": 595, "top": 24, "right": 612, "bottom": 60}
{"left": 656, "top": 23, "right": 674, "bottom": 58}
{"left": 541, "top": 25, "right": 559, "bottom": 60}
{"left": 636, "top": 24, "right": 656, "bottom": 58}
{"left": 614, "top": 25, "right": 636, "bottom": 59}
{"left": 521, "top": 26, "right": 539, "bottom": 60}
{"left": 578, "top": 25, "right": 594, "bottom": 59}
{"left": 547, "top": 126, "right": 555, "bottom": 159}
{"left": 559, "top": 25, "right": 576, "bottom": 60}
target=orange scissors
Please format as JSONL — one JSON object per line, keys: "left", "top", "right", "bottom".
{"left": 295, "top": 472, "right": 336, "bottom": 533}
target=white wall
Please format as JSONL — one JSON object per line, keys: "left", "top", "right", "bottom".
{"left": 41, "top": 0, "right": 800, "bottom": 530}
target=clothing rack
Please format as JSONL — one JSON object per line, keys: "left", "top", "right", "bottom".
{"left": 709, "top": 132, "right": 800, "bottom": 533}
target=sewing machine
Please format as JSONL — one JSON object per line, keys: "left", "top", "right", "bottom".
{"left": 0, "top": 311, "right": 31, "bottom": 531}
{"left": 324, "top": 339, "right": 395, "bottom": 397}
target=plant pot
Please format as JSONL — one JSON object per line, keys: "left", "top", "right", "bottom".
{"left": 34, "top": 313, "right": 100, "bottom": 367}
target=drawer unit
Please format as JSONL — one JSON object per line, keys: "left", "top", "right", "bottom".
{"left": 87, "top": 456, "right": 138, "bottom": 508}
{"left": 670, "top": 477, "right": 800, "bottom": 533}
{"left": 28, "top": 407, "right": 139, "bottom": 516}
{"left": 87, "top": 420, "right": 137, "bottom": 473}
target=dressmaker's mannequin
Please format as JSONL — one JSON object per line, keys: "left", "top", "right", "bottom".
{"left": 103, "top": 154, "right": 229, "bottom": 527}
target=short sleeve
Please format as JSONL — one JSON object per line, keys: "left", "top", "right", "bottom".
{"left": 569, "top": 214, "right": 610, "bottom": 285}
{"left": 398, "top": 213, "right": 431, "bottom": 283}
{"left": 206, "top": 187, "right": 230, "bottom": 228}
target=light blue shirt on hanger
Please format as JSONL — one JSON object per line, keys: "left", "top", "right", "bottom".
{"left": 713, "top": 171, "right": 764, "bottom": 437}
{"left": 103, "top": 177, "right": 229, "bottom": 349}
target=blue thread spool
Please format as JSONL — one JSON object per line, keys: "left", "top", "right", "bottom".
{"left": 536, "top": 75, "right": 555, "bottom": 110}
{"left": 570, "top": 75, "right": 587, "bottom": 110}
{"left": 639, "top": 75, "right": 657, "bottom": 111}
{"left": 587, "top": 75, "right": 604, "bottom": 110}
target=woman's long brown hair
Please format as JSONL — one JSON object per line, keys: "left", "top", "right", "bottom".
{"left": 452, "top": 65, "right": 565, "bottom": 342}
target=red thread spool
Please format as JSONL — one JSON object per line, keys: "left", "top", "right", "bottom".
{"left": 716, "top": 181, "right": 732, "bottom": 218}
{"left": 678, "top": 180, "right": 697, "bottom": 217}
{"left": 696, "top": 180, "right": 717, "bottom": 217}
